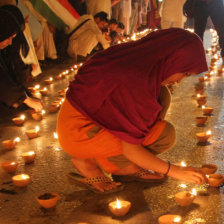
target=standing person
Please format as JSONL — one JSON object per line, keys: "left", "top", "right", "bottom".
{"left": 160, "top": 0, "right": 186, "bottom": 29}
{"left": 57, "top": 28, "right": 208, "bottom": 194}
{"left": 193, "top": 0, "right": 224, "bottom": 64}
{"left": 0, "top": 5, "right": 43, "bottom": 118}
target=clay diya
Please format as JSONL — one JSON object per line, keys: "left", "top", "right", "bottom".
{"left": 12, "top": 174, "right": 30, "bottom": 187}
{"left": 40, "top": 87, "right": 48, "bottom": 96}
{"left": 202, "top": 106, "right": 213, "bottom": 115}
{"left": 108, "top": 199, "right": 131, "bottom": 217}
{"left": 2, "top": 137, "right": 20, "bottom": 150}
{"left": 31, "top": 110, "right": 45, "bottom": 121}
{"left": 55, "top": 74, "right": 63, "bottom": 80}
{"left": 196, "top": 130, "right": 212, "bottom": 143}
{"left": 197, "top": 98, "right": 207, "bottom": 107}
{"left": 158, "top": 214, "right": 182, "bottom": 224}
{"left": 36, "top": 193, "right": 59, "bottom": 209}
{"left": 21, "top": 151, "right": 36, "bottom": 163}
{"left": 12, "top": 115, "right": 25, "bottom": 126}
{"left": 48, "top": 104, "right": 59, "bottom": 113}
{"left": 207, "top": 174, "right": 224, "bottom": 187}
{"left": 44, "top": 77, "right": 53, "bottom": 85}
{"left": 25, "top": 126, "right": 39, "bottom": 139}
{"left": 174, "top": 189, "right": 197, "bottom": 206}
{"left": 28, "top": 84, "right": 40, "bottom": 94}
{"left": 1, "top": 161, "right": 18, "bottom": 173}
{"left": 195, "top": 116, "right": 208, "bottom": 125}
{"left": 200, "top": 164, "right": 217, "bottom": 174}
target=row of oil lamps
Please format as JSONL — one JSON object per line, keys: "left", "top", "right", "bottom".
{"left": 1, "top": 29, "right": 223, "bottom": 223}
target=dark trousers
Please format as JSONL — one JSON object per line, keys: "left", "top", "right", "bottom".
{"left": 194, "top": 0, "right": 224, "bottom": 58}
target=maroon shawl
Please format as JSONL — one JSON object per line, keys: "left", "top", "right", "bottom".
{"left": 67, "top": 28, "right": 208, "bottom": 144}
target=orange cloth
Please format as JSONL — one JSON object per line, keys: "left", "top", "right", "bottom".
{"left": 57, "top": 99, "right": 166, "bottom": 173}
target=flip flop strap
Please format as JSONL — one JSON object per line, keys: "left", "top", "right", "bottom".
{"left": 134, "top": 169, "right": 153, "bottom": 177}
{"left": 84, "top": 176, "right": 113, "bottom": 185}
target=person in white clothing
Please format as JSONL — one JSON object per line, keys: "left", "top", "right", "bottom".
{"left": 160, "top": 0, "right": 186, "bottom": 29}
{"left": 67, "top": 12, "right": 110, "bottom": 61}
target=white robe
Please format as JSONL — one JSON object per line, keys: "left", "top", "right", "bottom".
{"left": 85, "top": 0, "right": 111, "bottom": 17}
{"left": 160, "top": 0, "right": 187, "bottom": 29}
{"left": 67, "top": 15, "right": 109, "bottom": 58}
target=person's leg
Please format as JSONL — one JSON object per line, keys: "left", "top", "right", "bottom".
{"left": 193, "top": 1, "right": 209, "bottom": 41}
{"left": 209, "top": 0, "right": 224, "bottom": 60}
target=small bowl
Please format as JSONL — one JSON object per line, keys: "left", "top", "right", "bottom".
{"left": 197, "top": 99, "right": 207, "bottom": 107}
{"left": 208, "top": 174, "right": 224, "bottom": 187}
{"left": 196, "top": 116, "right": 208, "bottom": 125}
{"left": 196, "top": 132, "right": 211, "bottom": 143}
{"left": 1, "top": 161, "right": 18, "bottom": 173}
{"left": 12, "top": 117, "right": 25, "bottom": 126}
{"left": 25, "top": 130, "right": 39, "bottom": 139}
{"left": 36, "top": 193, "right": 59, "bottom": 209}
{"left": 48, "top": 105, "right": 59, "bottom": 113}
{"left": 2, "top": 140, "right": 17, "bottom": 150}
{"left": 174, "top": 191, "right": 195, "bottom": 206}
{"left": 12, "top": 174, "right": 30, "bottom": 187}
{"left": 200, "top": 164, "right": 217, "bottom": 174}
{"left": 202, "top": 107, "right": 213, "bottom": 115}
{"left": 31, "top": 113, "right": 43, "bottom": 121}
{"left": 158, "top": 214, "right": 182, "bottom": 224}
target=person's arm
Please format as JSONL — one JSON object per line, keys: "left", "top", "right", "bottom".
{"left": 122, "top": 141, "right": 206, "bottom": 184}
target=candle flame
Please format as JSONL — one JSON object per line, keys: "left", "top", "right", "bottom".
{"left": 74, "top": 65, "right": 77, "bottom": 69}
{"left": 204, "top": 76, "right": 208, "bottom": 80}
{"left": 20, "top": 115, "right": 25, "bottom": 120}
{"left": 53, "top": 132, "right": 58, "bottom": 139}
{"left": 43, "top": 87, "right": 47, "bottom": 91}
{"left": 174, "top": 217, "right": 181, "bottom": 223}
{"left": 49, "top": 77, "right": 53, "bottom": 81}
{"left": 11, "top": 162, "right": 16, "bottom": 165}
{"left": 80, "top": 63, "right": 83, "bottom": 66}
{"left": 116, "top": 199, "right": 121, "bottom": 209}
{"left": 13, "top": 137, "right": 20, "bottom": 143}
{"left": 35, "top": 126, "right": 40, "bottom": 132}
{"left": 191, "top": 188, "right": 197, "bottom": 196}
{"left": 28, "top": 151, "right": 35, "bottom": 155}
{"left": 197, "top": 94, "right": 201, "bottom": 98}
{"left": 180, "top": 161, "right": 187, "bottom": 167}
{"left": 41, "top": 109, "right": 45, "bottom": 115}
{"left": 206, "top": 174, "right": 209, "bottom": 178}
{"left": 34, "top": 84, "right": 40, "bottom": 90}
{"left": 179, "top": 183, "right": 187, "bottom": 188}
{"left": 21, "top": 174, "right": 28, "bottom": 179}
{"left": 202, "top": 105, "right": 205, "bottom": 109}
{"left": 206, "top": 130, "right": 212, "bottom": 135}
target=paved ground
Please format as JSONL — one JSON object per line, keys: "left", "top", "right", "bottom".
{"left": 0, "top": 31, "right": 224, "bottom": 224}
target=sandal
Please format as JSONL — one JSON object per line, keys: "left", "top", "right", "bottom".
{"left": 67, "top": 172, "right": 124, "bottom": 194}
{"left": 113, "top": 169, "right": 167, "bottom": 183}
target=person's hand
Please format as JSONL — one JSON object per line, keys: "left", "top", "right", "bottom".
{"left": 168, "top": 165, "right": 207, "bottom": 185}
{"left": 24, "top": 97, "right": 43, "bottom": 112}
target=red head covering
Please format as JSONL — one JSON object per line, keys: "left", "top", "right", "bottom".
{"left": 67, "top": 28, "right": 208, "bottom": 144}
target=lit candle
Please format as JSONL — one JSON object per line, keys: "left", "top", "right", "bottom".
{"left": 12, "top": 114, "right": 25, "bottom": 126}
{"left": 196, "top": 94, "right": 207, "bottom": 107}
{"left": 12, "top": 174, "right": 30, "bottom": 187}
{"left": 25, "top": 126, "right": 39, "bottom": 139}
{"left": 53, "top": 132, "right": 58, "bottom": 139}
{"left": 200, "top": 164, "right": 217, "bottom": 174}
{"left": 179, "top": 184, "right": 187, "bottom": 189}
{"left": 2, "top": 137, "right": 20, "bottom": 150}
{"left": 40, "top": 87, "right": 48, "bottom": 95}
{"left": 174, "top": 188, "right": 197, "bottom": 206}
{"left": 21, "top": 151, "right": 36, "bottom": 163}
{"left": 31, "top": 109, "right": 45, "bottom": 121}
{"left": 44, "top": 77, "right": 53, "bottom": 85}
{"left": 48, "top": 104, "right": 59, "bottom": 113}
{"left": 36, "top": 193, "right": 59, "bottom": 209}
{"left": 207, "top": 174, "right": 224, "bottom": 187}
{"left": 1, "top": 161, "right": 18, "bottom": 173}
{"left": 202, "top": 106, "right": 213, "bottom": 115}
{"left": 108, "top": 199, "right": 131, "bottom": 216}
{"left": 158, "top": 214, "right": 182, "bottom": 224}
{"left": 196, "top": 130, "right": 212, "bottom": 143}
{"left": 195, "top": 116, "right": 208, "bottom": 125}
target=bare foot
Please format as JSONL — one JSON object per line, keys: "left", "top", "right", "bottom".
{"left": 71, "top": 157, "right": 121, "bottom": 192}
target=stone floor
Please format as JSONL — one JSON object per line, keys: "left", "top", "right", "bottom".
{"left": 0, "top": 30, "right": 224, "bottom": 224}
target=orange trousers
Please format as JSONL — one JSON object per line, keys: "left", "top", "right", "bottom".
{"left": 57, "top": 99, "right": 166, "bottom": 173}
